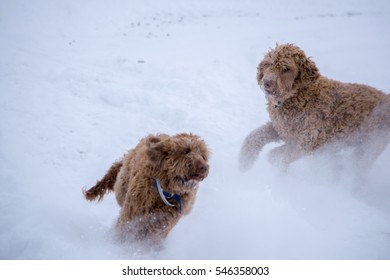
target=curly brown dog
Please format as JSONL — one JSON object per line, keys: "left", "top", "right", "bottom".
{"left": 84, "top": 133, "right": 209, "bottom": 244}
{"left": 239, "top": 43, "right": 390, "bottom": 171}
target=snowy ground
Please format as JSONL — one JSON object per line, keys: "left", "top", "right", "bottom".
{"left": 1, "top": 0, "right": 390, "bottom": 259}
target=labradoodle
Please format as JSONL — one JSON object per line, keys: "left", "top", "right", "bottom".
{"left": 84, "top": 133, "right": 209, "bottom": 244}
{"left": 239, "top": 43, "right": 390, "bottom": 171}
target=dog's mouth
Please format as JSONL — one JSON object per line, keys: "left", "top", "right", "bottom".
{"left": 176, "top": 173, "right": 206, "bottom": 189}
{"left": 265, "top": 91, "right": 283, "bottom": 107}
{"left": 186, "top": 173, "right": 206, "bottom": 182}
{"left": 265, "top": 88, "right": 278, "bottom": 96}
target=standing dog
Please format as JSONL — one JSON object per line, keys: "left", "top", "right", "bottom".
{"left": 240, "top": 43, "right": 390, "bottom": 171}
{"left": 84, "top": 133, "right": 209, "bottom": 244}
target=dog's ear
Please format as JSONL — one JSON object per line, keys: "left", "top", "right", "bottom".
{"left": 146, "top": 137, "right": 170, "bottom": 166}
{"left": 297, "top": 54, "right": 319, "bottom": 85}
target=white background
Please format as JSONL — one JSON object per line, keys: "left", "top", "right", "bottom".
{"left": 1, "top": 0, "right": 390, "bottom": 259}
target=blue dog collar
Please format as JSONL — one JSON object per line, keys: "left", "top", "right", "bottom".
{"left": 154, "top": 179, "right": 182, "bottom": 214}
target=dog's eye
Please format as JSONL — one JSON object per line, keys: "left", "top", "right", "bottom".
{"left": 282, "top": 67, "right": 290, "bottom": 73}
{"left": 183, "top": 148, "right": 191, "bottom": 155}
{"left": 262, "top": 62, "right": 270, "bottom": 68}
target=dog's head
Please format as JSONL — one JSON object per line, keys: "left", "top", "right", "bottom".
{"left": 146, "top": 133, "right": 209, "bottom": 191}
{"left": 257, "top": 43, "right": 319, "bottom": 107}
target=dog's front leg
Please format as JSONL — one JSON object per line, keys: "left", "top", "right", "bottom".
{"left": 268, "top": 143, "right": 306, "bottom": 170}
{"left": 125, "top": 208, "right": 180, "bottom": 244}
{"left": 239, "top": 121, "right": 281, "bottom": 171}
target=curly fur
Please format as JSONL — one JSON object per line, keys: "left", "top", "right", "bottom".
{"left": 240, "top": 43, "right": 390, "bottom": 170}
{"left": 84, "top": 133, "right": 209, "bottom": 244}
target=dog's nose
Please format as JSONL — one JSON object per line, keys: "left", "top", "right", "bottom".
{"left": 197, "top": 163, "right": 209, "bottom": 174}
{"left": 264, "top": 79, "right": 275, "bottom": 91}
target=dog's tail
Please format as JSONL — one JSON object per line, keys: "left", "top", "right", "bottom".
{"left": 83, "top": 160, "right": 123, "bottom": 202}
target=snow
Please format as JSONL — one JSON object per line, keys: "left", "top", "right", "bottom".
{"left": 1, "top": 0, "right": 390, "bottom": 259}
